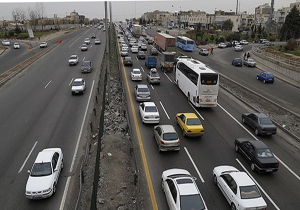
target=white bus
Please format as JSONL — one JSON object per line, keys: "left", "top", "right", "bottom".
{"left": 175, "top": 58, "right": 219, "bottom": 107}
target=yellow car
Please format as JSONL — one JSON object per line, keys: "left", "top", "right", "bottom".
{"left": 176, "top": 113, "right": 204, "bottom": 137}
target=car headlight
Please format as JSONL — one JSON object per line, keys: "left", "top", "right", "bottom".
{"left": 43, "top": 187, "right": 52, "bottom": 194}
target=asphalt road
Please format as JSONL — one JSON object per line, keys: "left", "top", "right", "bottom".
{"left": 0, "top": 27, "right": 105, "bottom": 210}
{"left": 120, "top": 26, "right": 300, "bottom": 209}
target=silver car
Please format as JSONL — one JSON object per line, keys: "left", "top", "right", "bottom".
{"left": 154, "top": 125, "right": 180, "bottom": 152}
{"left": 134, "top": 84, "right": 151, "bottom": 101}
{"left": 147, "top": 68, "right": 160, "bottom": 84}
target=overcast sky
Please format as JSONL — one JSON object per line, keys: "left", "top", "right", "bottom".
{"left": 0, "top": 0, "right": 297, "bottom": 21}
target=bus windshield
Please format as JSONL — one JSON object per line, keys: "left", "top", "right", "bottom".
{"left": 201, "top": 73, "right": 218, "bottom": 85}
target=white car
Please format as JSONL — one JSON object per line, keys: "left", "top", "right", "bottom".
{"left": 68, "top": 55, "right": 79, "bottom": 66}
{"left": 40, "top": 42, "right": 47, "bottom": 48}
{"left": 218, "top": 42, "right": 227, "bottom": 48}
{"left": 122, "top": 46, "right": 128, "bottom": 52}
{"left": 139, "top": 102, "right": 160, "bottom": 124}
{"left": 240, "top": 40, "right": 249, "bottom": 45}
{"left": 235, "top": 45, "right": 243, "bottom": 51}
{"left": 2, "top": 40, "right": 10, "bottom": 46}
{"left": 25, "top": 148, "right": 63, "bottom": 199}
{"left": 131, "top": 46, "right": 139, "bottom": 53}
{"left": 162, "top": 168, "right": 207, "bottom": 210}
{"left": 213, "top": 165, "right": 267, "bottom": 210}
{"left": 84, "top": 38, "right": 91, "bottom": 45}
{"left": 14, "top": 42, "right": 20, "bottom": 49}
{"left": 71, "top": 78, "right": 86, "bottom": 95}
{"left": 131, "top": 68, "right": 142, "bottom": 81}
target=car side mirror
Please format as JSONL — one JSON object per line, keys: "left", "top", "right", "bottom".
{"left": 139, "top": 103, "right": 142, "bottom": 106}
{"left": 193, "top": 177, "right": 197, "bottom": 181}
{"left": 27, "top": 170, "right": 31, "bottom": 174}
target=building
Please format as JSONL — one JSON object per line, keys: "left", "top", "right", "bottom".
{"left": 290, "top": 1, "right": 300, "bottom": 11}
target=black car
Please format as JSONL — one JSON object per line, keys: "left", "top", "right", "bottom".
{"left": 225, "top": 42, "right": 232, "bottom": 47}
{"left": 235, "top": 138, "right": 279, "bottom": 173}
{"left": 232, "top": 58, "right": 242, "bottom": 66}
{"left": 242, "top": 113, "right": 277, "bottom": 136}
{"left": 137, "top": 51, "right": 146, "bottom": 59}
{"left": 123, "top": 56, "right": 133, "bottom": 66}
{"left": 90, "top": 33, "right": 96, "bottom": 39}
{"left": 81, "top": 61, "right": 92, "bottom": 73}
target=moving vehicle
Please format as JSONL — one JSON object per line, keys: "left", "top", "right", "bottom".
{"left": 39, "top": 42, "right": 47, "bottom": 48}
{"left": 244, "top": 58, "right": 256, "bottom": 67}
{"left": 95, "top": 38, "right": 101, "bottom": 45}
{"left": 25, "top": 148, "right": 63, "bottom": 199}
{"left": 242, "top": 113, "right": 277, "bottom": 135}
{"left": 140, "top": 43, "right": 147, "bottom": 51}
{"left": 218, "top": 42, "right": 227, "bottom": 48}
{"left": 13, "top": 42, "right": 20, "bottom": 49}
{"left": 199, "top": 48, "right": 209, "bottom": 56}
{"left": 257, "top": 72, "right": 274, "bottom": 83}
{"left": 154, "top": 125, "right": 180, "bottom": 151}
{"left": 240, "top": 40, "right": 249, "bottom": 45}
{"left": 147, "top": 68, "right": 160, "bottom": 84}
{"left": 123, "top": 56, "right": 133, "bottom": 66}
{"left": 155, "top": 33, "right": 176, "bottom": 52}
{"left": 145, "top": 56, "right": 157, "bottom": 68}
{"left": 131, "top": 46, "right": 139, "bottom": 53}
{"left": 68, "top": 55, "right": 79, "bottom": 66}
{"left": 132, "top": 24, "right": 142, "bottom": 38}
{"left": 162, "top": 169, "right": 207, "bottom": 210}
{"left": 84, "top": 38, "right": 91, "bottom": 45}
{"left": 90, "top": 33, "right": 96, "bottom": 38}
{"left": 213, "top": 165, "right": 267, "bottom": 210}
{"left": 134, "top": 84, "right": 151, "bottom": 101}
{"left": 160, "top": 51, "right": 176, "bottom": 72}
{"left": 150, "top": 47, "right": 158, "bottom": 55}
{"left": 138, "top": 102, "right": 160, "bottom": 124}
{"left": 232, "top": 58, "right": 243, "bottom": 66}
{"left": 235, "top": 138, "right": 279, "bottom": 172}
{"left": 81, "top": 61, "right": 92, "bottom": 73}
{"left": 176, "top": 113, "right": 204, "bottom": 137}
{"left": 176, "top": 36, "right": 195, "bottom": 51}
{"left": 131, "top": 68, "right": 142, "bottom": 81}
{"left": 121, "top": 50, "right": 128, "bottom": 57}
{"left": 175, "top": 58, "right": 219, "bottom": 107}
{"left": 2, "top": 40, "right": 10, "bottom": 46}
{"left": 234, "top": 45, "right": 243, "bottom": 51}
{"left": 137, "top": 51, "right": 146, "bottom": 59}
{"left": 81, "top": 44, "right": 88, "bottom": 51}
{"left": 71, "top": 78, "right": 86, "bottom": 95}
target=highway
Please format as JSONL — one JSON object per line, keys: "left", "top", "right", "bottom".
{"left": 120, "top": 26, "right": 300, "bottom": 209}
{"left": 0, "top": 27, "right": 105, "bottom": 210}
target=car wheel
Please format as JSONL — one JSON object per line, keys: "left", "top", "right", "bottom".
{"left": 213, "top": 174, "right": 217, "bottom": 185}
{"left": 242, "top": 117, "right": 245, "bottom": 124}
{"left": 183, "top": 129, "right": 186, "bottom": 137}
{"left": 255, "top": 128, "right": 259, "bottom": 136}
{"left": 72, "top": 92, "right": 75, "bottom": 95}
{"left": 235, "top": 144, "right": 239, "bottom": 152}
{"left": 187, "top": 92, "right": 190, "bottom": 102}
{"left": 61, "top": 159, "right": 64, "bottom": 170}
{"left": 251, "top": 163, "right": 256, "bottom": 172}
{"left": 53, "top": 183, "right": 56, "bottom": 194}
{"left": 231, "top": 203, "right": 236, "bottom": 210}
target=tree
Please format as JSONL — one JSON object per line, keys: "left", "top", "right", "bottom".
{"left": 222, "top": 19, "right": 233, "bottom": 31}
{"left": 210, "top": 34, "right": 215, "bottom": 42}
{"left": 280, "top": 6, "right": 300, "bottom": 41}
{"left": 251, "top": 32, "right": 255, "bottom": 39}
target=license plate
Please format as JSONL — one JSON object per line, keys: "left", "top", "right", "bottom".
{"left": 266, "top": 169, "right": 272, "bottom": 172}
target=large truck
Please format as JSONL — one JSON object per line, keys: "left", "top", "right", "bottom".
{"left": 132, "top": 24, "right": 142, "bottom": 38}
{"left": 145, "top": 56, "right": 157, "bottom": 68}
{"left": 155, "top": 33, "right": 176, "bottom": 52}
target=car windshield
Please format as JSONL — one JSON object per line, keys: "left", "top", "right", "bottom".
{"left": 138, "top": 88, "right": 149, "bottom": 92}
{"left": 257, "top": 148, "right": 274, "bottom": 158}
{"left": 139, "top": 52, "right": 145, "bottom": 55}
{"left": 70, "top": 56, "right": 77, "bottom": 59}
{"left": 248, "top": 59, "right": 254, "bottom": 62}
{"left": 30, "top": 162, "right": 52, "bottom": 177}
{"left": 163, "top": 133, "right": 178, "bottom": 140}
{"left": 125, "top": 57, "right": 131, "bottom": 61}
{"left": 151, "top": 73, "right": 159, "bottom": 77}
{"left": 145, "top": 106, "right": 157, "bottom": 112}
{"left": 266, "top": 74, "right": 274, "bottom": 78}
{"left": 186, "top": 118, "right": 201, "bottom": 125}
{"left": 82, "top": 62, "right": 90, "bottom": 67}
{"left": 133, "top": 70, "right": 141, "bottom": 74}
{"left": 236, "top": 59, "right": 242, "bottom": 62}
{"left": 259, "top": 117, "right": 273, "bottom": 125}
{"left": 240, "top": 185, "right": 261, "bottom": 199}
{"left": 180, "top": 194, "right": 206, "bottom": 210}
{"left": 73, "top": 81, "right": 83, "bottom": 86}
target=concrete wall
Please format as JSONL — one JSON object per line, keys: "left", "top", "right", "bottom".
{"left": 252, "top": 46, "right": 300, "bottom": 83}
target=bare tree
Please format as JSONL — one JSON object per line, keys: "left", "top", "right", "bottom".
{"left": 27, "top": 6, "right": 38, "bottom": 31}
{"left": 35, "top": 3, "right": 46, "bottom": 30}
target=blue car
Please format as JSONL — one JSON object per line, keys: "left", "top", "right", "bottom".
{"left": 257, "top": 72, "right": 274, "bottom": 83}
{"left": 232, "top": 58, "right": 242, "bottom": 66}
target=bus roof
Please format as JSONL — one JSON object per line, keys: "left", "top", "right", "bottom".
{"left": 178, "top": 58, "right": 217, "bottom": 74}
{"left": 177, "top": 36, "right": 194, "bottom": 41}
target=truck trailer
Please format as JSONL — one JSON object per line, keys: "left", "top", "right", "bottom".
{"left": 132, "top": 24, "right": 142, "bottom": 38}
{"left": 155, "top": 33, "right": 176, "bottom": 52}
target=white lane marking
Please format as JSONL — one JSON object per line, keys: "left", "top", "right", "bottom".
{"left": 189, "top": 103, "right": 204, "bottom": 121}
{"left": 218, "top": 103, "right": 300, "bottom": 181}
{"left": 159, "top": 101, "right": 170, "bottom": 119}
{"left": 45, "top": 80, "right": 52, "bottom": 89}
{"left": 69, "top": 29, "right": 90, "bottom": 48}
{"left": 60, "top": 80, "right": 95, "bottom": 210}
{"left": 184, "top": 147, "right": 205, "bottom": 183}
{"left": 141, "top": 67, "right": 144, "bottom": 72}
{"left": 18, "top": 141, "right": 38, "bottom": 173}
{"left": 69, "top": 78, "right": 74, "bottom": 86}
{"left": 150, "top": 84, "right": 154, "bottom": 89}
{"left": 164, "top": 73, "right": 173, "bottom": 83}
{"left": 83, "top": 57, "right": 85, "bottom": 61}
{"left": 236, "top": 158, "right": 280, "bottom": 210}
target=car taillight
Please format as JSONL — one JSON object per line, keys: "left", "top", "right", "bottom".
{"left": 196, "top": 96, "right": 199, "bottom": 103}
{"left": 259, "top": 164, "right": 265, "bottom": 168}
{"left": 160, "top": 140, "right": 164, "bottom": 145}
{"left": 262, "top": 128, "right": 266, "bottom": 131}
{"left": 177, "top": 140, "right": 180, "bottom": 144}
{"left": 275, "top": 164, "right": 279, "bottom": 167}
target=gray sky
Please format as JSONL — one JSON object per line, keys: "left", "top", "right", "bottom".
{"left": 0, "top": 0, "right": 296, "bottom": 21}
